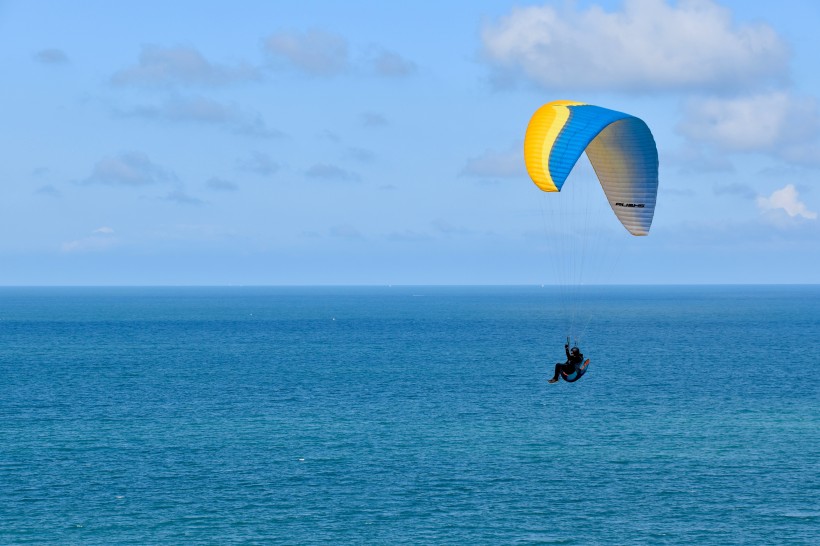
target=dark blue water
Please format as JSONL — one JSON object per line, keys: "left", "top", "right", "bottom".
{"left": 1, "top": 286, "right": 818, "bottom": 544}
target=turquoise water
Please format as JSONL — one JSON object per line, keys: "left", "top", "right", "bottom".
{"left": 1, "top": 286, "right": 818, "bottom": 544}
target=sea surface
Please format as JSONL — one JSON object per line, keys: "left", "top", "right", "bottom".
{"left": 1, "top": 286, "right": 818, "bottom": 545}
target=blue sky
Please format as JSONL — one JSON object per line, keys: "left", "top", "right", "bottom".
{"left": 1, "top": 0, "right": 818, "bottom": 284}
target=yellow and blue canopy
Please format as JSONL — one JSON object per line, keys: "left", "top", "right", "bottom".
{"left": 524, "top": 100, "right": 659, "bottom": 236}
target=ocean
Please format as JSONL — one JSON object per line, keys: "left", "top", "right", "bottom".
{"left": 1, "top": 286, "right": 818, "bottom": 544}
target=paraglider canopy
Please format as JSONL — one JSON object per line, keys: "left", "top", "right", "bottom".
{"left": 524, "top": 100, "right": 659, "bottom": 236}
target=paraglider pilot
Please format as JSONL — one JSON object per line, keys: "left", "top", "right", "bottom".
{"left": 548, "top": 342, "right": 584, "bottom": 383}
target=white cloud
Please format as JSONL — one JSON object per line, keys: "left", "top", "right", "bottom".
{"left": 237, "top": 151, "right": 279, "bottom": 176}
{"left": 130, "top": 96, "right": 234, "bottom": 123}
{"left": 369, "top": 49, "right": 416, "bottom": 77}
{"left": 265, "top": 30, "right": 349, "bottom": 76}
{"left": 461, "top": 148, "right": 525, "bottom": 178}
{"left": 35, "top": 184, "right": 61, "bottom": 197}
{"left": 122, "top": 96, "right": 282, "bottom": 138}
{"left": 61, "top": 238, "right": 118, "bottom": 253}
{"left": 162, "top": 189, "right": 205, "bottom": 205}
{"left": 663, "top": 144, "right": 735, "bottom": 174}
{"left": 150, "top": 223, "right": 239, "bottom": 242}
{"left": 345, "top": 147, "right": 375, "bottom": 163}
{"left": 80, "top": 152, "right": 175, "bottom": 186}
{"left": 112, "top": 45, "right": 259, "bottom": 87}
{"left": 34, "top": 48, "right": 69, "bottom": 65}
{"left": 679, "top": 92, "right": 820, "bottom": 151}
{"left": 481, "top": 0, "right": 788, "bottom": 92}
{"left": 757, "top": 184, "right": 817, "bottom": 220}
{"left": 361, "top": 112, "right": 388, "bottom": 127}
{"left": 329, "top": 224, "right": 364, "bottom": 239}
{"left": 61, "top": 228, "right": 118, "bottom": 253}
{"left": 305, "top": 163, "right": 359, "bottom": 182}
{"left": 662, "top": 187, "right": 696, "bottom": 198}
{"left": 432, "top": 219, "right": 474, "bottom": 236}
{"left": 387, "top": 230, "right": 433, "bottom": 242}
{"left": 205, "top": 177, "right": 238, "bottom": 191}
{"left": 266, "top": 30, "right": 414, "bottom": 79}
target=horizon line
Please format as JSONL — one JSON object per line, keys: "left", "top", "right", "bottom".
{"left": 0, "top": 283, "right": 818, "bottom": 288}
